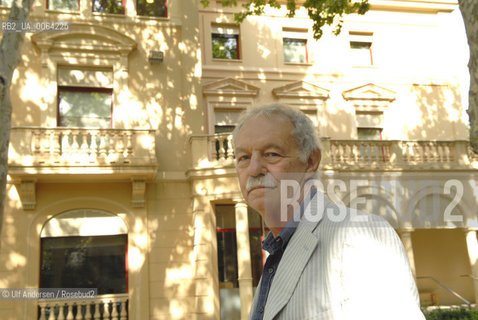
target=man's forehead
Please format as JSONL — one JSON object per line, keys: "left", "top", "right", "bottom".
{"left": 237, "top": 113, "right": 293, "bottom": 136}
{"left": 235, "top": 114, "right": 295, "bottom": 150}
{"left": 244, "top": 112, "right": 291, "bottom": 125}
{"left": 235, "top": 142, "right": 285, "bottom": 153}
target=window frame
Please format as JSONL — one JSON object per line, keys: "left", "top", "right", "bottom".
{"left": 57, "top": 85, "right": 113, "bottom": 128}
{"left": 92, "top": 0, "right": 126, "bottom": 15}
{"left": 46, "top": 0, "right": 80, "bottom": 11}
{"left": 40, "top": 234, "right": 129, "bottom": 294}
{"left": 282, "top": 28, "right": 309, "bottom": 64}
{"left": 136, "top": 0, "right": 167, "bottom": 17}
{"left": 357, "top": 127, "right": 383, "bottom": 140}
{"left": 39, "top": 209, "right": 129, "bottom": 295}
{"left": 211, "top": 25, "right": 241, "bottom": 60}
{"left": 283, "top": 37, "right": 308, "bottom": 64}
{"left": 349, "top": 31, "right": 374, "bottom": 66}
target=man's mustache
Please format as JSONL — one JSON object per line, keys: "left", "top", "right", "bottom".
{"left": 246, "top": 174, "right": 277, "bottom": 192}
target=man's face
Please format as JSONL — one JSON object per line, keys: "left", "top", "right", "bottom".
{"left": 235, "top": 114, "right": 313, "bottom": 222}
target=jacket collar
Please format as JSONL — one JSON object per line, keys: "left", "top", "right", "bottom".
{"left": 262, "top": 191, "right": 328, "bottom": 320}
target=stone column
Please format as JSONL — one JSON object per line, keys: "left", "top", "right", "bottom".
{"left": 398, "top": 228, "right": 417, "bottom": 278}
{"left": 465, "top": 228, "right": 478, "bottom": 303}
{"left": 193, "top": 196, "right": 219, "bottom": 320}
{"left": 234, "top": 201, "right": 253, "bottom": 320}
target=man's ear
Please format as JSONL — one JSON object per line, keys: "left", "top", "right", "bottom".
{"left": 306, "top": 148, "right": 321, "bottom": 173}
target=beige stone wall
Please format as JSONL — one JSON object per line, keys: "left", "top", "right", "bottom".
{"left": 147, "top": 181, "right": 195, "bottom": 319}
{"left": 199, "top": 1, "right": 469, "bottom": 140}
{"left": 2, "top": 0, "right": 203, "bottom": 318}
{"left": 0, "top": 0, "right": 476, "bottom": 319}
{"left": 413, "top": 229, "right": 475, "bottom": 306}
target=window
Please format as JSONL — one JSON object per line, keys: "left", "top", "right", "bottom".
{"left": 216, "top": 205, "right": 239, "bottom": 290}
{"left": 48, "top": 0, "right": 79, "bottom": 10}
{"left": 214, "top": 110, "right": 240, "bottom": 159}
{"left": 58, "top": 87, "right": 112, "bottom": 128}
{"left": 211, "top": 25, "right": 240, "bottom": 60}
{"left": 216, "top": 205, "right": 267, "bottom": 319}
{"left": 349, "top": 32, "right": 373, "bottom": 65}
{"left": 216, "top": 206, "right": 266, "bottom": 288}
{"left": 41, "top": 235, "right": 127, "bottom": 294}
{"left": 0, "top": 0, "right": 13, "bottom": 6}
{"left": 356, "top": 112, "right": 385, "bottom": 161}
{"left": 283, "top": 28, "right": 308, "bottom": 64}
{"left": 137, "top": 0, "right": 167, "bottom": 17}
{"left": 216, "top": 205, "right": 240, "bottom": 320}
{"left": 355, "top": 111, "right": 383, "bottom": 139}
{"left": 57, "top": 67, "right": 113, "bottom": 128}
{"left": 357, "top": 128, "right": 382, "bottom": 140}
{"left": 214, "top": 125, "right": 235, "bottom": 134}
{"left": 214, "top": 109, "right": 241, "bottom": 133}
{"left": 40, "top": 209, "right": 128, "bottom": 295}
{"left": 247, "top": 208, "right": 266, "bottom": 288}
{"left": 93, "top": 0, "right": 125, "bottom": 14}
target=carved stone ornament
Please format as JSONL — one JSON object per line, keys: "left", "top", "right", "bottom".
{"left": 342, "top": 83, "right": 396, "bottom": 102}
{"left": 19, "top": 180, "right": 36, "bottom": 210}
{"left": 203, "top": 78, "right": 260, "bottom": 97}
{"left": 272, "top": 80, "right": 330, "bottom": 99}
{"left": 131, "top": 178, "right": 146, "bottom": 208}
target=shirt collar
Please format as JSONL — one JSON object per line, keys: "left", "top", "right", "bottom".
{"left": 262, "top": 188, "right": 317, "bottom": 255}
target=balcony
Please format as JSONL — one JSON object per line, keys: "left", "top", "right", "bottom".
{"left": 37, "top": 293, "right": 128, "bottom": 320}
{"left": 189, "top": 134, "right": 477, "bottom": 172}
{"left": 8, "top": 127, "right": 158, "bottom": 181}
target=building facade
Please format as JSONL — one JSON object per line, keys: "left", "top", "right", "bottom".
{"left": 0, "top": 0, "right": 477, "bottom": 319}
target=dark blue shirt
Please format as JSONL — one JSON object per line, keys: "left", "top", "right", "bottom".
{"left": 250, "top": 189, "right": 316, "bottom": 320}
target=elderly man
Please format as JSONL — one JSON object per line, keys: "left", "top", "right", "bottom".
{"left": 233, "top": 104, "right": 424, "bottom": 320}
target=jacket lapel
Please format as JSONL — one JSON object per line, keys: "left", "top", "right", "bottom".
{"left": 263, "top": 192, "right": 324, "bottom": 320}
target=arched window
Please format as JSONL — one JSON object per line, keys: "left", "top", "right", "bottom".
{"left": 40, "top": 209, "right": 128, "bottom": 294}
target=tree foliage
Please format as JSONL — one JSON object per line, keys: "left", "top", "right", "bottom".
{"left": 200, "top": 0, "right": 370, "bottom": 40}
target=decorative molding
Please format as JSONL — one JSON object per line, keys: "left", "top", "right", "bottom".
{"left": 31, "top": 23, "right": 137, "bottom": 54}
{"left": 203, "top": 78, "right": 260, "bottom": 97}
{"left": 203, "top": 78, "right": 259, "bottom": 134}
{"left": 131, "top": 177, "right": 146, "bottom": 208}
{"left": 272, "top": 81, "right": 329, "bottom": 99}
{"left": 370, "top": 1, "right": 457, "bottom": 14}
{"left": 342, "top": 83, "right": 396, "bottom": 102}
{"left": 19, "top": 180, "right": 36, "bottom": 210}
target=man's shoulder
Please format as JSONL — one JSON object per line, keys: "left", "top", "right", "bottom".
{"left": 303, "top": 193, "right": 397, "bottom": 241}
{"left": 306, "top": 192, "right": 392, "bottom": 228}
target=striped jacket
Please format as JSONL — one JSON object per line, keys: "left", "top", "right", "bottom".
{"left": 249, "top": 193, "right": 425, "bottom": 320}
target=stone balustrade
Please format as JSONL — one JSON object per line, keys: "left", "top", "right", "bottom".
{"left": 8, "top": 127, "right": 157, "bottom": 178}
{"left": 190, "top": 134, "right": 476, "bottom": 170}
{"left": 37, "top": 294, "right": 128, "bottom": 320}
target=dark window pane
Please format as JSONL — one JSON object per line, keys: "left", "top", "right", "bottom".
{"left": 216, "top": 205, "right": 238, "bottom": 288}
{"left": 350, "top": 41, "right": 373, "bottom": 65}
{"left": 214, "top": 125, "right": 235, "bottom": 134}
{"left": 93, "top": 0, "right": 124, "bottom": 14}
{"left": 283, "top": 38, "right": 307, "bottom": 63}
{"left": 212, "top": 34, "right": 239, "bottom": 60}
{"left": 350, "top": 41, "right": 371, "bottom": 50}
{"left": 58, "top": 87, "right": 112, "bottom": 128}
{"left": 357, "top": 128, "right": 382, "bottom": 140}
{"left": 248, "top": 208, "right": 265, "bottom": 287}
{"left": 137, "top": 0, "right": 167, "bottom": 17}
{"left": 40, "top": 235, "right": 127, "bottom": 294}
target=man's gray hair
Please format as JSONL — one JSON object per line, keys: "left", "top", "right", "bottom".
{"left": 232, "top": 104, "right": 321, "bottom": 163}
